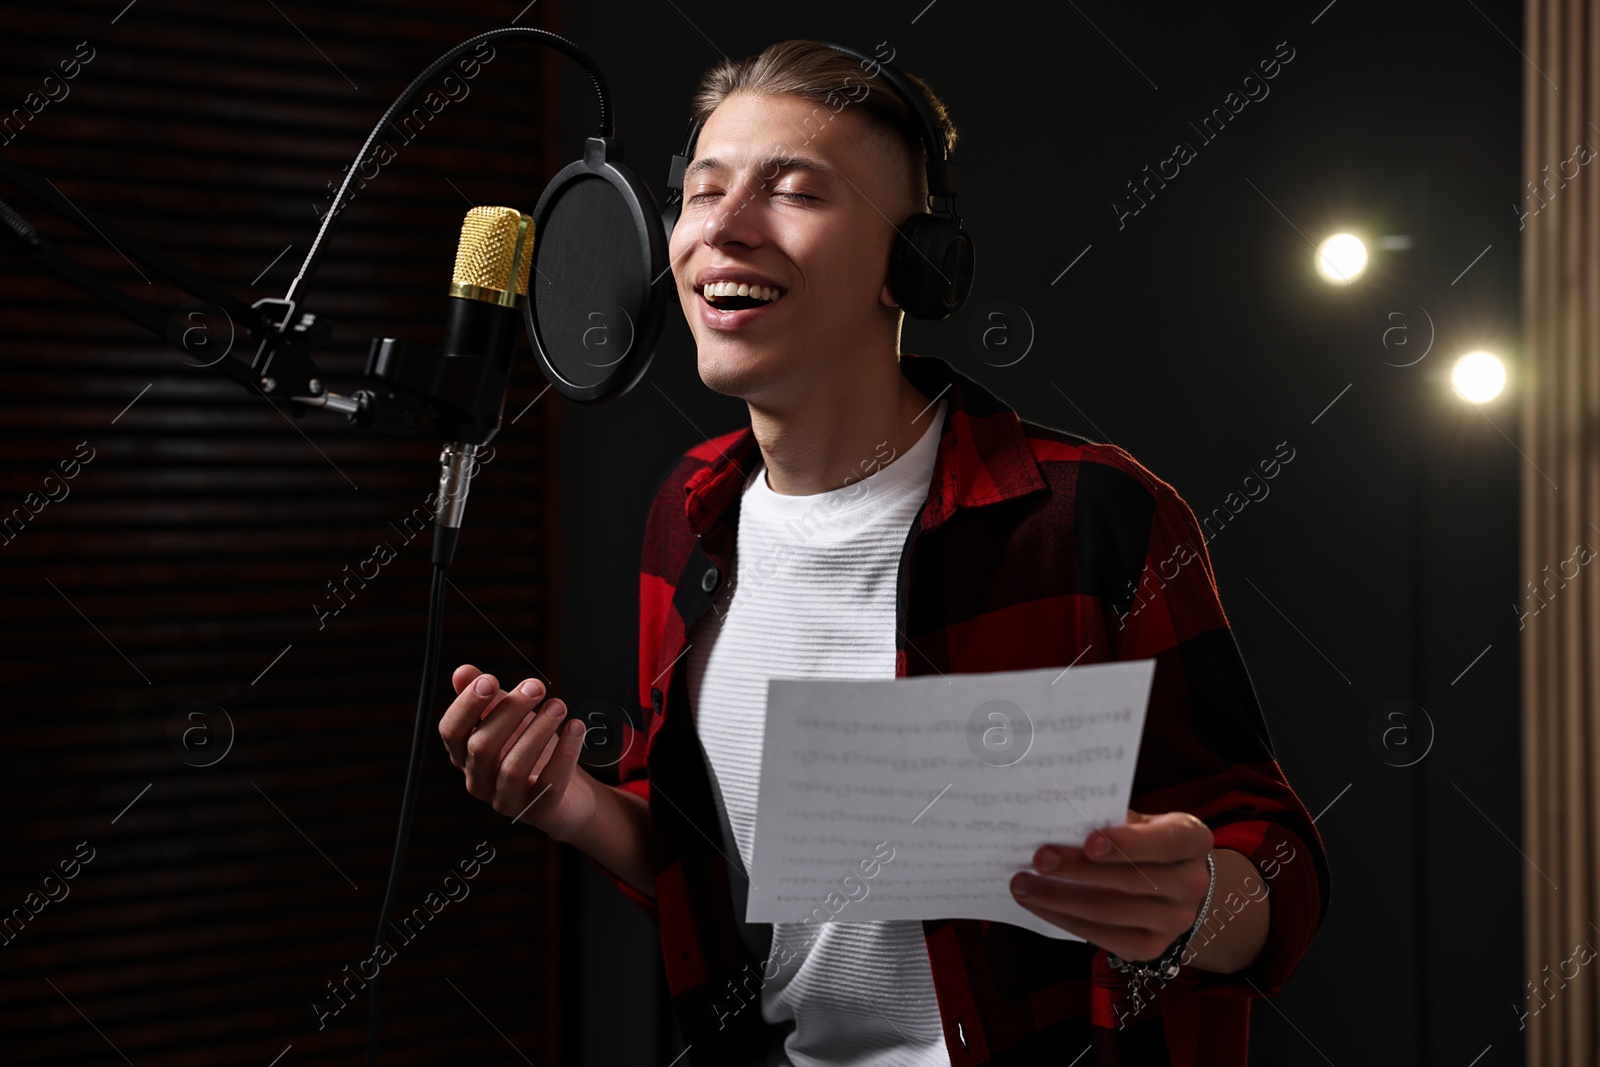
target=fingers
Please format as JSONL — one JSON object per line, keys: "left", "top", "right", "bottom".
{"left": 1010, "top": 872, "right": 1191, "bottom": 949}
{"left": 1085, "top": 811, "right": 1212, "bottom": 865}
{"left": 527, "top": 716, "right": 587, "bottom": 824}
{"left": 441, "top": 664, "right": 590, "bottom": 833}
{"left": 439, "top": 669, "right": 504, "bottom": 770}
{"left": 495, "top": 695, "right": 568, "bottom": 810}
{"left": 461, "top": 678, "right": 552, "bottom": 799}
{"left": 451, "top": 663, "right": 485, "bottom": 696}
{"left": 1030, "top": 844, "right": 1198, "bottom": 901}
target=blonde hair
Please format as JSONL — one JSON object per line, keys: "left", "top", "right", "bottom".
{"left": 687, "top": 40, "right": 958, "bottom": 213}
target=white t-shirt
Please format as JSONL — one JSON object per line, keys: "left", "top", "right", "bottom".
{"left": 685, "top": 399, "right": 952, "bottom": 1067}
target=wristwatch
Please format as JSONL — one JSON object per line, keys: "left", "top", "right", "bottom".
{"left": 1106, "top": 851, "right": 1216, "bottom": 982}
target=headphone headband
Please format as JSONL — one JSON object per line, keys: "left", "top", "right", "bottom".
{"left": 819, "top": 42, "right": 960, "bottom": 204}
{"left": 666, "top": 43, "right": 961, "bottom": 217}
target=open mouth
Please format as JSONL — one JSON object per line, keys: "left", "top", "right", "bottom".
{"left": 698, "top": 280, "right": 785, "bottom": 311}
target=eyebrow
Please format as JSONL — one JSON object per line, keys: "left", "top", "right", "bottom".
{"left": 682, "top": 154, "right": 845, "bottom": 185}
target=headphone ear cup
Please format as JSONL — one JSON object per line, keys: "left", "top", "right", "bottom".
{"left": 890, "top": 213, "right": 975, "bottom": 320}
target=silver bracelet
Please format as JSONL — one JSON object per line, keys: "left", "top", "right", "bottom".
{"left": 1107, "top": 851, "right": 1216, "bottom": 983}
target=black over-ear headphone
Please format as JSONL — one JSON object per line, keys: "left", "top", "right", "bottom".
{"left": 660, "top": 42, "right": 975, "bottom": 321}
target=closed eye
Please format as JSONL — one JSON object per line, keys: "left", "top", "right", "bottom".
{"left": 684, "top": 191, "right": 817, "bottom": 205}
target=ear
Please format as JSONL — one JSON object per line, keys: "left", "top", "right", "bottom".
{"left": 880, "top": 282, "right": 899, "bottom": 309}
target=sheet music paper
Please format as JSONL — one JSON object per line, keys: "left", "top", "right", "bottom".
{"left": 745, "top": 660, "right": 1156, "bottom": 940}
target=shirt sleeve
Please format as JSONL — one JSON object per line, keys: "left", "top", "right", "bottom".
{"left": 1106, "top": 478, "right": 1331, "bottom": 999}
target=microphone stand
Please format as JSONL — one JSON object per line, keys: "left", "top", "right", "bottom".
{"left": 0, "top": 24, "right": 620, "bottom": 1067}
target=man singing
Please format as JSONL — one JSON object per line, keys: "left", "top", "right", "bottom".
{"left": 439, "top": 38, "right": 1330, "bottom": 1066}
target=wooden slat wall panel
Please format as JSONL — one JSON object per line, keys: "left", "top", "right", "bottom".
{"left": 0, "top": 1, "right": 570, "bottom": 1063}
{"left": 1521, "top": 0, "right": 1600, "bottom": 1064}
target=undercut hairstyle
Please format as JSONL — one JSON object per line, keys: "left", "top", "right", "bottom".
{"left": 687, "top": 39, "right": 958, "bottom": 219}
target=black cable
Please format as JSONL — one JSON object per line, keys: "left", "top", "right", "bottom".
{"left": 276, "top": 27, "right": 608, "bottom": 1062}
{"left": 366, "top": 560, "right": 450, "bottom": 1067}
{"left": 283, "top": 25, "right": 613, "bottom": 310}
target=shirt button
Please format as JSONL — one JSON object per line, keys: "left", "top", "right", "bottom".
{"left": 700, "top": 565, "right": 720, "bottom": 593}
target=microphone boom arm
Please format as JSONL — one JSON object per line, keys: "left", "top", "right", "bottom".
{"left": 1, "top": 25, "right": 619, "bottom": 432}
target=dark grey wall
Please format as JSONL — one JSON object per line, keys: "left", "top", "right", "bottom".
{"left": 554, "top": 3, "right": 1526, "bottom": 1065}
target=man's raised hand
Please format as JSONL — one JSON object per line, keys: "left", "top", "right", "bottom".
{"left": 438, "top": 664, "right": 597, "bottom": 842}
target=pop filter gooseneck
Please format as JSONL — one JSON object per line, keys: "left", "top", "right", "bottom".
{"left": 278, "top": 26, "right": 613, "bottom": 312}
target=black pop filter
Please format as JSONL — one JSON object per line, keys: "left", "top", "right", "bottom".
{"left": 523, "top": 135, "right": 673, "bottom": 403}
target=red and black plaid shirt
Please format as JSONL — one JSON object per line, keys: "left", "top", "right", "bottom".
{"left": 592, "top": 352, "right": 1331, "bottom": 1066}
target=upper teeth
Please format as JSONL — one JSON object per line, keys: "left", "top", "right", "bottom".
{"left": 703, "top": 281, "right": 779, "bottom": 301}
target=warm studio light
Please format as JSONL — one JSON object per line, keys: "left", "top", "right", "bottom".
{"left": 1451, "top": 350, "right": 1507, "bottom": 403}
{"left": 1314, "top": 233, "right": 1368, "bottom": 284}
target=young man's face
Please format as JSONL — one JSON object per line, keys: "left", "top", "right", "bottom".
{"left": 668, "top": 90, "right": 919, "bottom": 401}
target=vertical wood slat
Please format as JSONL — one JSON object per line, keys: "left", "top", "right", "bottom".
{"left": 1523, "top": 0, "right": 1600, "bottom": 1063}
{"left": 0, "top": 1, "right": 570, "bottom": 1063}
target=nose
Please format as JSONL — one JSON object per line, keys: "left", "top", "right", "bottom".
{"left": 698, "top": 179, "right": 765, "bottom": 251}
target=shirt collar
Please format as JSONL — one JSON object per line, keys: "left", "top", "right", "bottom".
{"left": 682, "top": 352, "right": 1048, "bottom": 536}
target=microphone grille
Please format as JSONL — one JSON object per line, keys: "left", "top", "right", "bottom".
{"left": 450, "top": 206, "right": 534, "bottom": 307}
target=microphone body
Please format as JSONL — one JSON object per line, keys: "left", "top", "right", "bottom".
{"left": 437, "top": 206, "right": 533, "bottom": 446}
{"left": 435, "top": 296, "right": 520, "bottom": 446}
{"left": 431, "top": 206, "right": 534, "bottom": 566}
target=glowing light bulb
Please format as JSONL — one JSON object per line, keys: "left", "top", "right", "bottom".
{"left": 1451, "top": 350, "right": 1506, "bottom": 403}
{"left": 1315, "top": 233, "right": 1368, "bottom": 284}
